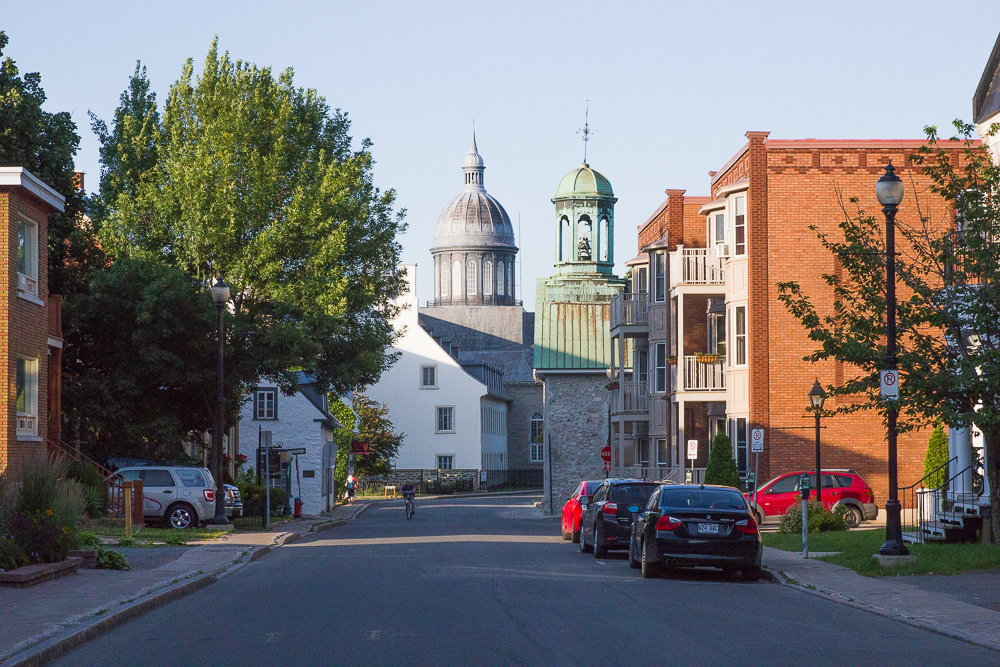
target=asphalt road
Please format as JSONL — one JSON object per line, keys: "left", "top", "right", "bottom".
{"left": 53, "top": 494, "right": 998, "bottom": 666}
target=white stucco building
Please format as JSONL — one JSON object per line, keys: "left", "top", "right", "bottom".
{"left": 238, "top": 373, "right": 342, "bottom": 516}
{"left": 366, "top": 263, "right": 509, "bottom": 471}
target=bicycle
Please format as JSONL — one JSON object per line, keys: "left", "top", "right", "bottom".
{"left": 404, "top": 493, "right": 415, "bottom": 520}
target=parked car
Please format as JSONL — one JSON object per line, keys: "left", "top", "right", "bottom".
{"left": 630, "top": 484, "right": 762, "bottom": 580}
{"left": 560, "top": 480, "right": 603, "bottom": 543}
{"left": 745, "top": 469, "right": 877, "bottom": 528}
{"left": 112, "top": 466, "right": 243, "bottom": 529}
{"left": 579, "top": 479, "right": 660, "bottom": 558}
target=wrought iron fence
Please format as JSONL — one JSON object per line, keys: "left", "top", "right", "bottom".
{"left": 483, "top": 468, "right": 543, "bottom": 490}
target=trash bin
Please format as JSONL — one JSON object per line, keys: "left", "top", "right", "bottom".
{"left": 294, "top": 497, "right": 303, "bottom": 517}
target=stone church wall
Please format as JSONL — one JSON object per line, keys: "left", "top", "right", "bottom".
{"left": 541, "top": 372, "right": 610, "bottom": 515}
{"left": 505, "top": 381, "right": 543, "bottom": 469}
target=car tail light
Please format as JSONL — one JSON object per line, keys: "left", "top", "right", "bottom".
{"left": 656, "top": 515, "right": 681, "bottom": 531}
{"left": 603, "top": 503, "right": 618, "bottom": 515}
{"left": 865, "top": 487, "right": 875, "bottom": 503}
{"left": 204, "top": 489, "right": 215, "bottom": 502}
{"left": 735, "top": 516, "right": 759, "bottom": 534}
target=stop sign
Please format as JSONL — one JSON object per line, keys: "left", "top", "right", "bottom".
{"left": 600, "top": 446, "right": 612, "bottom": 463}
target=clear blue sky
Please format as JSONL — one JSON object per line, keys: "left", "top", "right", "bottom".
{"left": 5, "top": 1, "right": 1000, "bottom": 309}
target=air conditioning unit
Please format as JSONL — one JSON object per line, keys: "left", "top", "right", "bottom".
{"left": 715, "top": 243, "right": 730, "bottom": 258}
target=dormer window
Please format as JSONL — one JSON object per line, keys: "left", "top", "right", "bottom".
{"left": 17, "top": 217, "right": 38, "bottom": 299}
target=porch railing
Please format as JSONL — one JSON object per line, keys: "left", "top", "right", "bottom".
{"left": 611, "top": 380, "right": 650, "bottom": 414}
{"left": 682, "top": 356, "right": 725, "bottom": 391}
{"left": 610, "top": 292, "right": 649, "bottom": 329}
{"left": 901, "top": 456, "right": 984, "bottom": 544}
{"left": 620, "top": 466, "right": 705, "bottom": 484}
{"left": 669, "top": 247, "right": 725, "bottom": 288}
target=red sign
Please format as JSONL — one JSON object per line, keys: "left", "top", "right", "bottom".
{"left": 350, "top": 442, "right": 371, "bottom": 455}
{"left": 600, "top": 446, "right": 612, "bottom": 463}
{"left": 603, "top": 461, "right": 612, "bottom": 472}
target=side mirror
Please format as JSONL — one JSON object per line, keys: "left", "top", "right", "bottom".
{"left": 580, "top": 496, "right": 590, "bottom": 507}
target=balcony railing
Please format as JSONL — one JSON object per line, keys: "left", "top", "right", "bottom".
{"left": 672, "top": 356, "right": 725, "bottom": 392}
{"left": 669, "top": 247, "right": 725, "bottom": 289}
{"left": 610, "top": 292, "right": 649, "bottom": 329}
{"left": 621, "top": 466, "right": 706, "bottom": 484}
{"left": 611, "top": 380, "right": 650, "bottom": 414}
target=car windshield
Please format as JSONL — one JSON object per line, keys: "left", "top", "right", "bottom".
{"left": 660, "top": 488, "right": 748, "bottom": 511}
{"left": 612, "top": 484, "right": 657, "bottom": 506}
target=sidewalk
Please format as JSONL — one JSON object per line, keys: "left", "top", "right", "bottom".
{"left": 0, "top": 505, "right": 363, "bottom": 667}
{"left": 763, "top": 546, "right": 1000, "bottom": 652}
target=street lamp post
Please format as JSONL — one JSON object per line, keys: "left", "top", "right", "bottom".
{"left": 875, "top": 162, "right": 909, "bottom": 556}
{"left": 210, "top": 276, "right": 231, "bottom": 526}
{"left": 808, "top": 379, "right": 825, "bottom": 506}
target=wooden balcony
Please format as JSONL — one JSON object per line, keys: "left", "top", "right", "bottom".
{"left": 672, "top": 356, "right": 725, "bottom": 393}
{"left": 610, "top": 380, "right": 650, "bottom": 415}
{"left": 669, "top": 247, "right": 725, "bottom": 289}
{"left": 609, "top": 292, "right": 649, "bottom": 332}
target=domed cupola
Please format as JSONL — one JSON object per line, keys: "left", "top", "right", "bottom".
{"left": 430, "top": 132, "right": 519, "bottom": 306}
{"left": 552, "top": 162, "right": 617, "bottom": 276}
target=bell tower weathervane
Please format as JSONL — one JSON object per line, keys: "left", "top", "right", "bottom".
{"left": 576, "top": 101, "right": 594, "bottom": 165}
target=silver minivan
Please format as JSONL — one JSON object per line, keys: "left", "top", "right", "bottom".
{"left": 114, "top": 466, "right": 242, "bottom": 529}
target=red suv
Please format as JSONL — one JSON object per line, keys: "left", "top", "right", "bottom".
{"left": 560, "top": 480, "right": 603, "bottom": 543}
{"left": 745, "top": 469, "right": 877, "bottom": 528}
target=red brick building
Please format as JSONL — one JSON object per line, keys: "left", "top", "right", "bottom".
{"left": 0, "top": 167, "right": 65, "bottom": 474}
{"left": 609, "top": 133, "right": 957, "bottom": 506}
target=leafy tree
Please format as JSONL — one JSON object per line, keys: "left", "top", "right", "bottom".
{"left": 63, "top": 257, "right": 217, "bottom": 463}
{"left": 90, "top": 40, "right": 406, "bottom": 418}
{"left": 0, "top": 31, "right": 103, "bottom": 298}
{"left": 704, "top": 432, "right": 741, "bottom": 489}
{"left": 776, "top": 121, "right": 1000, "bottom": 542}
{"left": 923, "top": 423, "right": 949, "bottom": 490}
{"left": 330, "top": 392, "right": 404, "bottom": 495}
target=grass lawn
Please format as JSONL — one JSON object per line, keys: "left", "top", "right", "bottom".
{"left": 762, "top": 530, "right": 1000, "bottom": 576}
{"left": 90, "top": 520, "right": 226, "bottom": 544}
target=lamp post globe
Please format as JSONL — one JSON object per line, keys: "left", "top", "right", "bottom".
{"left": 809, "top": 379, "right": 825, "bottom": 511}
{"left": 876, "top": 163, "right": 909, "bottom": 556}
{"left": 211, "top": 276, "right": 230, "bottom": 526}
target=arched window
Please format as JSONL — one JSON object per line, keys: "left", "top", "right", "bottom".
{"left": 452, "top": 261, "right": 463, "bottom": 297}
{"left": 440, "top": 259, "right": 449, "bottom": 297}
{"left": 434, "top": 259, "right": 441, "bottom": 298}
{"left": 530, "top": 414, "right": 544, "bottom": 462}
{"left": 507, "top": 260, "right": 513, "bottom": 298}
{"left": 497, "top": 260, "right": 505, "bottom": 296}
{"left": 483, "top": 260, "right": 493, "bottom": 296}
{"left": 601, "top": 217, "right": 610, "bottom": 261}
{"left": 560, "top": 216, "right": 570, "bottom": 261}
{"left": 577, "top": 216, "right": 592, "bottom": 261}
{"left": 466, "top": 260, "right": 477, "bottom": 296}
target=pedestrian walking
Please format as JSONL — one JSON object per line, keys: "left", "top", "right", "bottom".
{"left": 346, "top": 473, "right": 358, "bottom": 505}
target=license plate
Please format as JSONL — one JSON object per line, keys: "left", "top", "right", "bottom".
{"left": 697, "top": 523, "right": 719, "bottom": 535}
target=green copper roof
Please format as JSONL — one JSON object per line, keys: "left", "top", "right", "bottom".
{"left": 554, "top": 163, "right": 614, "bottom": 198}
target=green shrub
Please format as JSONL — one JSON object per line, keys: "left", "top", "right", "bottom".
{"left": 17, "top": 451, "right": 67, "bottom": 515}
{"left": 923, "top": 423, "right": 949, "bottom": 490}
{"left": 95, "top": 545, "right": 130, "bottom": 570}
{"left": 704, "top": 432, "right": 743, "bottom": 490}
{"left": 68, "top": 462, "right": 109, "bottom": 518}
{"left": 778, "top": 500, "right": 849, "bottom": 534}
{"left": 241, "top": 484, "right": 288, "bottom": 517}
{"left": 75, "top": 530, "right": 101, "bottom": 549}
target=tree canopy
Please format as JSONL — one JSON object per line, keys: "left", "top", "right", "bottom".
{"left": 776, "top": 121, "right": 1000, "bottom": 541}
{"left": 90, "top": 40, "right": 406, "bottom": 410}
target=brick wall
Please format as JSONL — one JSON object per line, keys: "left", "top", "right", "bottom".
{"left": 682, "top": 295, "right": 710, "bottom": 356}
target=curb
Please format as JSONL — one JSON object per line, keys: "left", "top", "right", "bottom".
{"left": 769, "top": 569, "right": 1000, "bottom": 653}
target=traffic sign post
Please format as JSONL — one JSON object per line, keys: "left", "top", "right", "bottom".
{"left": 880, "top": 370, "right": 899, "bottom": 399}
{"left": 687, "top": 440, "right": 697, "bottom": 484}
{"left": 750, "top": 428, "right": 764, "bottom": 510}
{"left": 600, "top": 445, "right": 612, "bottom": 477}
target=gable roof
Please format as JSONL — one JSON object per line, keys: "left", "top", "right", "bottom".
{"left": 294, "top": 372, "right": 342, "bottom": 429}
{"left": 975, "top": 32, "right": 1000, "bottom": 124}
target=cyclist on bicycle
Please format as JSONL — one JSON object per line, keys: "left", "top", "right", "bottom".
{"left": 401, "top": 481, "right": 416, "bottom": 517}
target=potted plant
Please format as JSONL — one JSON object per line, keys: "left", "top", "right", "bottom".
{"left": 605, "top": 381, "right": 620, "bottom": 391}
{"left": 696, "top": 353, "right": 719, "bottom": 364}
{"left": 666, "top": 355, "right": 677, "bottom": 365}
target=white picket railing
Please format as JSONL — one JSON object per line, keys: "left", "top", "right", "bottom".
{"left": 669, "top": 247, "right": 725, "bottom": 289}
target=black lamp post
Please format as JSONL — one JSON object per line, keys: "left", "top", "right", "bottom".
{"left": 210, "top": 276, "right": 231, "bottom": 526}
{"left": 808, "top": 379, "right": 825, "bottom": 505}
{"left": 875, "top": 162, "right": 909, "bottom": 556}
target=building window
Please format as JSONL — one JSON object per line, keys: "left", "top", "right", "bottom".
{"left": 530, "top": 436, "right": 544, "bottom": 463}
{"left": 254, "top": 388, "right": 278, "bottom": 420}
{"left": 440, "top": 260, "right": 449, "bottom": 297}
{"left": 420, "top": 365, "right": 437, "bottom": 389}
{"left": 434, "top": 260, "right": 441, "bottom": 297}
{"left": 483, "top": 260, "right": 493, "bottom": 296}
{"left": 734, "top": 418, "right": 748, "bottom": 474}
{"left": 437, "top": 455, "right": 454, "bottom": 470}
{"left": 508, "top": 260, "right": 514, "bottom": 297}
{"left": 530, "top": 413, "right": 544, "bottom": 443}
{"left": 17, "top": 218, "right": 38, "bottom": 298}
{"left": 436, "top": 406, "right": 455, "bottom": 433}
{"left": 452, "top": 261, "right": 463, "bottom": 297}
{"left": 654, "top": 343, "right": 666, "bottom": 393}
{"left": 497, "top": 260, "right": 505, "bottom": 296}
{"left": 709, "top": 312, "right": 726, "bottom": 357}
{"left": 656, "top": 438, "right": 668, "bottom": 467}
{"left": 639, "top": 439, "right": 650, "bottom": 466}
{"left": 636, "top": 266, "right": 648, "bottom": 294}
{"left": 637, "top": 349, "right": 648, "bottom": 385}
{"left": 467, "top": 260, "right": 477, "bottom": 296}
{"left": 734, "top": 195, "right": 746, "bottom": 255}
{"left": 714, "top": 212, "right": 726, "bottom": 246}
{"left": 15, "top": 356, "right": 38, "bottom": 436}
{"left": 654, "top": 252, "right": 666, "bottom": 302}
{"left": 734, "top": 306, "right": 747, "bottom": 366}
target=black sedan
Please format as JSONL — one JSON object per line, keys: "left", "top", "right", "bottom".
{"left": 628, "top": 484, "right": 762, "bottom": 581}
{"left": 579, "top": 479, "right": 659, "bottom": 558}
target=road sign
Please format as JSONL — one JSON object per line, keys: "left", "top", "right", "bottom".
{"left": 880, "top": 370, "right": 899, "bottom": 399}
{"left": 750, "top": 428, "right": 764, "bottom": 453}
{"left": 600, "top": 446, "right": 612, "bottom": 463}
{"left": 687, "top": 439, "right": 698, "bottom": 460}
{"left": 603, "top": 461, "right": 611, "bottom": 472}
{"left": 351, "top": 442, "right": 372, "bottom": 455}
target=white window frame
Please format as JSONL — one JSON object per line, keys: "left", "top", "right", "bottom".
{"left": 467, "top": 260, "right": 477, "bottom": 296}
{"left": 483, "top": 260, "right": 493, "bottom": 296}
{"left": 440, "top": 260, "right": 449, "bottom": 297}
{"left": 254, "top": 388, "right": 278, "bottom": 420}
{"left": 436, "top": 406, "right": 455, "bottom": 433}
{"left": 15, "top": 356, "right": 38, "bottom": 437}
{"left": 637, "top": 349, "right": 649, "bottom": 385}
{"left": 733, "top": 195, "right": 746, "bottom": 256}
{"left": 452, "top": 261, "right": 463, "bottom": 297}
{"left": 497, "top": 261, "right": 506, "bottom": 296}
{"left": 654, "top": 343, "right": 667, "bottom": 393}
{"left": 734, "top": 306, "right": 747, "bottom": 366}
{"left": 420, "top": 365, "right": 438, "bottom": 389}
{"left": 17, "top": 217, "right": 39, "bottom": 300}
{"left": 636, "top": 266, "right": 648, "bottom": 294}
{"left": 530, "top": 443, "right": 543, "bottom": 463}
{"left": 436, "top": 454, "right": 454, "bottom": 470}
{"left": 655, "top": 438, "right": 668, "bottom": 467}
{"left": 654, "top": 251, "right": 666, "bottom": 302}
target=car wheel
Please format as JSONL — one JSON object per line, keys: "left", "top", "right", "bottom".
{"left": 580, "top": 526, "right": 593, "bottom": 553}
{"left": 742, "top": 566, "right": 761, "bottom": 582}
{"left": 571, "top": 528, "right": 581, "bottom": 544}
{"left": 641, "top": 539, "right": 658, "bottom": 579}
{"left": 843, "top": 506, "right": 863, "bottom": 529}
{"left": 561, "top": 520, "right": 571, "bottom": 541}
{"left": 593, "top": 523, "right": 608, "bottom": 559}
{"left": 166, "top": 503, "right": 197, "bottom": 530}
{"left": 628, "top": 537, "right": 641, "bottom": 569}
{"left": 754, "top": 510, "right": 764, "bottom": 526}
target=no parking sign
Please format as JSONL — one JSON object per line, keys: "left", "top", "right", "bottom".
{"left": 880, "top": 370, "right": 899, "bottom": 399}
{"left": 750, "top": 428, "right": 764, "bottom": 453}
